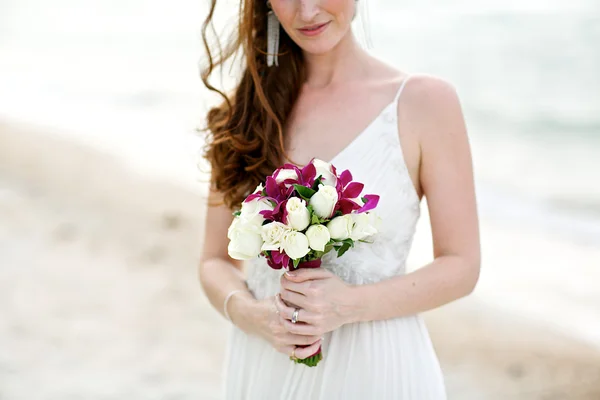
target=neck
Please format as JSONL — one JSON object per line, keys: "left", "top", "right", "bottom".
{"left": 302, "top": 31, "right": 371, "bottom": 89}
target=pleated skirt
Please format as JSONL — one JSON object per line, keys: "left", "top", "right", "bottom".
{"left": 222, "top": 314, "right": 447, "bottom": 399}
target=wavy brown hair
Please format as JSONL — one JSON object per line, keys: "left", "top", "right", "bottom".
{"left": 200, "top": 0, "right": 306, "bottom": 210}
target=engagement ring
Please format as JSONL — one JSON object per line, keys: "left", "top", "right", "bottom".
{"left": 291, "top": 308, "right": 300, "bottom": 324}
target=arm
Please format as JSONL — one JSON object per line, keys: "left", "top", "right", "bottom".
{"left": 349, "top": 75, "right": 480, "bottom": 323}
{"left": 198, "top": 188, "right": 259, "bottom": 333}
{"left": 199, "top": 185, "right": 322, "bottom": 358}
{"left": 277, "top": 75, "right": 480, "bottom": 331}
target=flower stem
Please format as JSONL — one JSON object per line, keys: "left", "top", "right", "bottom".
{"left": 290, "top": 347, "right": 323, "bottom": 367}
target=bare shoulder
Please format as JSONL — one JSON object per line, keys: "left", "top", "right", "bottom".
{"left": 399, "top": 73, "right": 467, "bottom": 140}
{"left": 403, "top": 73, "right": 460, "bottom": 107}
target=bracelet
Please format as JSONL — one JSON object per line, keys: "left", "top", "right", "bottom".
{"left": 223, "top": 289, "right": 244, "bottom": 322}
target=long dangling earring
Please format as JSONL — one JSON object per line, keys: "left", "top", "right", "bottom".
{"left": 266, "top": 1, "right": 280, "bottom": 67}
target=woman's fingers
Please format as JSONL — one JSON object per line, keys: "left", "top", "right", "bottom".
{"left": 277, "top": 337, "right": 321, "bottom": 358}
{"left": 279, "top": 316, "right": 320, "bottom": 336}
{"left": 280, "top": 275, "right": 310, "bottom": 295}
{"left": 293, "top": 339, "right": 322, "bottom": 360}
{"left": 275, "top": 294, "right": 318, "bottom": 324}
{"left": 283, "top": 333, "right": 321, "bottom": 346}
{"left": 280, "top": 288, "right": 309, "bottom": 309}
{"left": 274, "top": 293, "right": 292, "bottom": 314}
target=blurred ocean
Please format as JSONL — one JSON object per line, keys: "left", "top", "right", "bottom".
{"left": 1, "top": 0, "right": 599, "bottom": 238}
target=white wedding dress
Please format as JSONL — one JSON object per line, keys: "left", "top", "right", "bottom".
{"left": 222, "top": 75, "right": 447, "bottom": 399}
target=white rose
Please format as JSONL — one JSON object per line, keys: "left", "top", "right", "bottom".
{"left": 350, "top": 212, "right": 379, "bottom": 241}
{"left": 240, "top": 197, "right": 274, "bottom": 226}
{"left": 227, "top": 217, "right": 241, "bottom": 239}
{"left": 253, "top": 183, "right": 264, "bottom": 194}
{"left": 227, "top": 222, "right": 263, "bottom": 260}
{"left": 305, "top": 224, "right": 331, "bottom": 252}
{"left": 309, "top": 185, "right": 338, "bottom": 219}
{"left": 275, "top": 168, "right": 300, "bottom": 185}
{"left": 312, "top": 158, "right": 337, "bottom": 187}
{"left": 281, "top": 231, "right": 310, "bottom": 259}
{"left": 261, "top": 222, "right": 290, "bottom": 251}
{"left": 285, "top": 197, "right": 310, "bottom": 231}
{"left": 326, "top": 214, "right": 354, "bottom": 240}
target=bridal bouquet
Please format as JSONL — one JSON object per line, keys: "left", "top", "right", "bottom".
{"left": 227, "top": 158, "right": 381, "bottom": 366}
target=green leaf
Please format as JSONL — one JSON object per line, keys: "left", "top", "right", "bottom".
{"left": 311, "top": 175, "right": 323, "bottom": 191}
{"left": 232, "top": 210, "right": 241, "bottom": 217}
{"left": 293, "top": 258, "right": 300, "bottom": 268}
{"left": 341, "top": 238, "right": 355, "bottom": 247}
{"left": 361, "top": 196, "right": 368, "bottom": 204}
{"left": 337, "top": 242, "right": 352, "bottom": 258}
{"left": 311, "top": 213, "right": 321, "bottom": 225}
{"left": 294, "top": 184, "right": 316, "bottom": 201}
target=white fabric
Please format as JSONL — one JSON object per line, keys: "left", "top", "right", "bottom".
{"left": 222, "top": 75, "right": 447, "bottom": 399}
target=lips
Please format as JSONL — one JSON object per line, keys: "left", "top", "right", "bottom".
{"left": 297, "top": 21, "right": 330, "bottom": 37}
{"left": 300, "top": 22, "right": 327, "bottom": 31}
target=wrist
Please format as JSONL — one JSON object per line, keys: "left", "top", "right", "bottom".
{"left": 228, "top": 291, "right": 260, "bottom": 333}
{"left": 346, "top": 284, "right": 369, "bottom": 324}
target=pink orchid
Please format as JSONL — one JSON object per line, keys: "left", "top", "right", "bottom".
{"left": 357, "top": 194, "right": 380, "bottom": 213}
{"left": 259, "top": 198, "right": 288, "bottom": 222}
{"left": 265, "top": 176, "right": 294, "bottom": 202}
{"left": 267, "top": 250, "right": 291, "bottom": 270}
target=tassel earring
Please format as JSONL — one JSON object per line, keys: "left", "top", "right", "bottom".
{"left": 266, "top": 1, "right": 280, "bottom": 67}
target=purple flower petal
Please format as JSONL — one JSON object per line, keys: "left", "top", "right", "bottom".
{"left": 265, "top": 176, "right": 280, "bottom": 198}
{"left": 336, "top": 198, "right": 361, "bottom": 215}
{"left": 284, "top": 185, "right": 295, "bottom": 199}
{"left": 357, "top": 194, "right": 380, "bottom": 213}
{"left": 244, "top": 192, "right": 262, "bottom": 202}
{"left": 282, "top": 178, "right": 301, "bottom": 187}
{"left": 294, "top": 259, "right": 322, "bottom": 270}
{"left": 342, "top": 182, "right": 364, "bottom": 199}
{"left": 267, "top": 256, "right": 283, "bottom": 270}
{"left": 301, "top": 163, "right": 317, "bottom": 185}
{"left": 339, "top": 170, "right": 353, "bottom": 187}
{"left": 270, "top": 250, "right": 291, "bottom": 269}
{"left": 281, "top": 199, "right": 289, "bottom": 223}
{"left": 261, "top": 198, "right": 287, "bottom": 222}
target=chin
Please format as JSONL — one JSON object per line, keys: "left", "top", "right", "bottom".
{"left": 294, "top": 34, "right": 344, "bottom": 56}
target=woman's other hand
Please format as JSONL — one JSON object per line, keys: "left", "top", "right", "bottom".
{"left": 242, "top": 296, "right": 322, "bottom": 360}
{"left": 276, "top": 269, "right": 359, "bottom": 337}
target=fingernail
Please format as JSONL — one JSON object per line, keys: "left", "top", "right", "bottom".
{"left": 285, "top": 271, "right": 295, "bottom": 277}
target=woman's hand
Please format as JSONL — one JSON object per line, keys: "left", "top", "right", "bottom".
{"left": 250, "top": 296, "right": 322, "bottom": 360}
{"left": 276, "top": 268, "right": 359, "bottom": 337}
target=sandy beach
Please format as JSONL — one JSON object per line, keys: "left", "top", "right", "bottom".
{"left": 2, "top": 120, "right": 599, "bottom": 399}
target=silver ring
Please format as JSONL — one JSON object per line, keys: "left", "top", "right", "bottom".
{"left": 291, "top": 308, "right": 300, "bottom": 324}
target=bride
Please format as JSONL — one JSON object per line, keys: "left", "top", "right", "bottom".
{"left": 199, "top": 0, "right": 480, "bottom": 398}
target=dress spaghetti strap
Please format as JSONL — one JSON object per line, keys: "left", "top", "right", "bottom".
{"left": 393, "top": 74, "right": 412, "bottom": 104}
